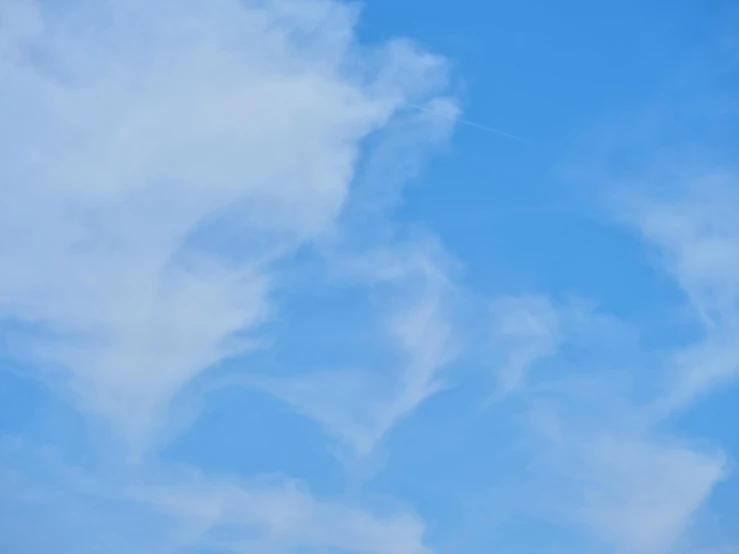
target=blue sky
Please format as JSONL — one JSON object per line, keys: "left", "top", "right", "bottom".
{"left": 1, "top": 0, "right": 738, "bottom": 553}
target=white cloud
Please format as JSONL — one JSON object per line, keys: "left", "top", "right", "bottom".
{"left": 487, "top": 294, "right": 635, "bottom": 398}
{"left": 628, "top": 176, "right": 739, "bottom": 329}
{"left": 512, "top": 176, "right": 739, "bottom": 553}
{"left": 248, "top": 242, "right": 458, "bottom": 458}
{"left": 618, "top": 175, "right": 739, "bottom": 411}
{"left": 523, "top": 397, "right": 727, "bottom": 554}
{"left": 497, "top": 294, "right": 728, "bottom": 554}
{"left": 0, "top": 439, "right": 431, "bottom": 554}
{"left": 489, "top": 294, "right": 562, "bottom": 395}
{"left": 141, "top": 474, "right": 431, "bottom": 554}
{"left": 578, "top": 436, "right": 726, "bottom": 554}
{"left": 0, "top": 0, "right": 455, "bottom": 449}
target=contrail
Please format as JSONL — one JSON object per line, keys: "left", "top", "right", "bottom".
{"left": 408, "top": 103, "right": 538, "bottom": 146}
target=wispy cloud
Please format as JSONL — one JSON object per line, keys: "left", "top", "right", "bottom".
{"left": 526, "top": 397, "right": 727, "bottom": 554}
{"left": 246, "top": 241, "right": 458, "bottom": 459}
{"left": 0, "top": 0, "right": 454, "bottom": 451}
{"left": 489, "top": 294, "right": 562, "bottom": 396}
{"left": 141, "top": 475, "right": 430, "bottom": 554}
{"left": 616, "top": 176, "right": 739, "bottom": 412}
{"left": 485, "top": 290, "right": 728, "bottom": 553}
{"left": 3, "top": 2, "right": 737, "bottom": 554}
{"left": 578, "top": 437, "right": 725, "bottom": 554}
{"left": 0, "top": 439, "right": 431, "bottom": 554}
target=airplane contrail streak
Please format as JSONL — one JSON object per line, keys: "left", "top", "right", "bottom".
{"left": 408, "top": 103, "right": 538, "bottom": 146}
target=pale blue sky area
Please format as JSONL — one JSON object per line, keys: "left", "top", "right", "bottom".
{"left": 1, "top": 1, "right": 738, "bottom": 553}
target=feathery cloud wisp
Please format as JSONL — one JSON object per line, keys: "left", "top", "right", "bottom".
{"left": 0, "top": 0, "right": 454, "bottom": 450}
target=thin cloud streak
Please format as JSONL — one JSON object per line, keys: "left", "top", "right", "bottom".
{"left": 408, "top": 102, "right": 539, "bottom": 146}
